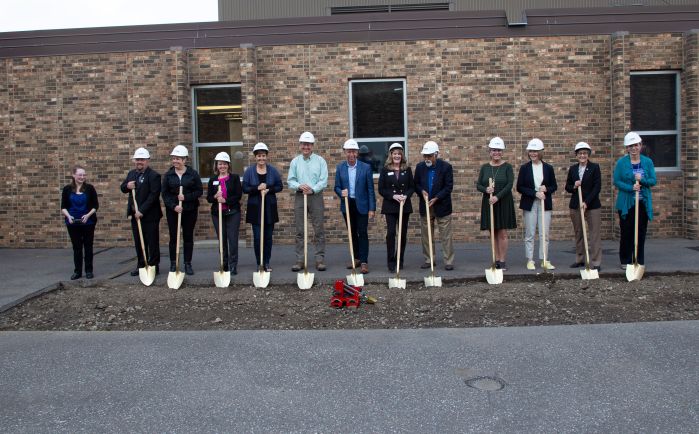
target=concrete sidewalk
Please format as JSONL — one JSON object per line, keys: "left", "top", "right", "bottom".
{"left": 2, "top": 238, "right": 699, "bottom": 312}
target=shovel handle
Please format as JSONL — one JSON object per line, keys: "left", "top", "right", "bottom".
{"left": 577, "top": 187, "right": 592, "bottom": 269}
{"left": 344, "top": 195, "right": 357, "bottom": 273}
{"left": 175, "top": 186, "right": 183, "bottom": 270}
{"left": 633, "top": 180, "right": 640, "bottom": 265}
{"left": 424, "top": 195, "right": 435, "bottom": 273}
{"left": 218, "top": 185, "right": 225, "bottom": 272}
{"left": 488, "top": 178, "right": 497, "bottom": 267}
{"left": 131, "top": 189, "right": 149, "bottom": 265}
{"left": 395, "top": 200, "right": 405, "bottom": 278}
{"left": 259, "top": 189, "right": 266, "bottom": 271}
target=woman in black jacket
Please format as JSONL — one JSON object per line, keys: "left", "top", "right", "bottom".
{"left": 162, "top": 145, "right": 203, "bottom": 275}
{"left": 207, "top": 151, "right": 243, "bottom": 275}
{"left": 60, "top": 165, "right": 99, "bottom": 280}
{"left": 378, "top": 143, "right": 414, "bottom": 273}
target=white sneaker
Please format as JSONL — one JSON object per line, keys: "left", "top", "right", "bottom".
{"left": 526, "top": 260, "right": 536, "bottom": 270}
{"left": 541, "top": 260, "right": 556, "bottom": 270}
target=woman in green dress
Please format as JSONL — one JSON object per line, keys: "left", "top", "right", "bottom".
{"left": 476, "top": 137, "right": 517, "bottom": 271}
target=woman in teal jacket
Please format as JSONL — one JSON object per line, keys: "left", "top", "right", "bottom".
{"left": 613, "top": 132, "right": 657, "bottom": 268}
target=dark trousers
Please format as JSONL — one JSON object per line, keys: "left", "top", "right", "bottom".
{"left": 385, "top": 212, "right": 409, "bottom": 269}
{"left": 212, "top": 211, "right": 240, "bottom": 270}
{"left": 166, "top": 208, "right": 198, "bottom": 264}
{"left": 619, "top": 202, "right": 649, "bottom": 265}
{"left": 251, "top": 223, "right": 274, "bottom": 267}
{"left": 342, "top": 198, "right": 369, "bottom": 263}
{"left": 67, "top": 224, "right": 95, "bottom": 274}
{"left": 131, "top": 217, "right": 160, "bottom": 267}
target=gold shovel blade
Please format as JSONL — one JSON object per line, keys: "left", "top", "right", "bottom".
{"left": 580, "top": 268, "right": 599, "bottom": 280}
{"left": 347, "top": 272, "right": 364, "bottom": 287}
{"left": 424, "top": 275, "right": 442, "bottom": 287}
{"left": 297, "top": 271, "right": 314, "bottom": 289}
{"left": 167, "top": 271, "right": 185, "bottom": 289}
{"left": 388, "top": 277, "right": 406, "bottom": 289}
{"left": 213, "top": 271, "right": 231, "bottom": 287}
{"left": 485, "top": 267, "right": 503, "bottom": 285}
{"left": 253, "top": 270, "right": 270, "bottom": 288}
{"left": 139, "top": 266, "right": 156, "bottom": 286}
{"left": 626, "top": 264, "right": 645, "bottom": 282}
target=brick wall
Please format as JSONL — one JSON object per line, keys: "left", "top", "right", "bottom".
{"left": 0, "top": 33, "right": 697, "bottom": 248}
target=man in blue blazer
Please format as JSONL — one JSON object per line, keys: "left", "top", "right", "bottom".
{"left": 414, "top": 140, "right": 455, "bottom": 270}
{"left": 334, "top": 139, "right": 376, "bottom": 273}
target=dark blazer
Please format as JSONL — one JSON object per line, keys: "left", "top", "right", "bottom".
{"left": 564, "top": 162, "right": 601, "bottom": 210}
{"left": 414, "top": 159, "right": 453, "bottom": 217}
{"left": 162, "top": 166, "right": 203, "bottom": 212}
{"left": 207, "top": 174, "right": 242, "bottom": 215}
{"left": 61, "top": 183, "right": 99, "bottom": 224}
{"left": 120, "top": 167, "right": 162, "bottom": 221}
{"left": 242, "top": 164, "right": 284, "bottom": 224}
{"left": 516, "top": 161, "right": 557, "bottom": 211}
{"left": 334, "top": 160, "right": 376, "bottom": 214}
{"left": 378, "top": 166, "right": 414, "bottom": 214}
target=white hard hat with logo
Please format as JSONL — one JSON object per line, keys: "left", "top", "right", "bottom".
{"left": 624, "top": 132, "right": 642, "bottom": 147}
{"left": 343, "top": 139, "right": 359, "bottom": 150}
{"left": 253, "top": 142, "right": 269, "bottom": 153}
{"left": 526, "top": 138, "right": 544, "bottom": 151}
{"left": 421, "top": 141, "right": 439, "bottom": 155}
{"left": 214, "top": 151, "right": 231, "bottom": 163}
{"left": 389, "top": 143, "right": 403, "bottom": 151}
{"left": 132, "top": 147, "right": 150, "bottom": 159}
{"left": 488, "top": 137, "right": 505, "bottom": 150}
{"left": 170, "top": 145, "right": 188, "bottom": 157}
{"left": 574, "top": 142, "right": 592, "bottom": 153}
{"left": 299, "top": 131, "right": 315, "bottom": 143}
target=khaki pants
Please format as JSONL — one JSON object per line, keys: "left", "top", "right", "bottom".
{"left": 420, "top": 213, "right": 454, "bottom": 266}
{"left": 294, "top": 192, "right": 325, "bottom": 263}
{"left": 569, "top": 207, "right": 602, "bottom": 266}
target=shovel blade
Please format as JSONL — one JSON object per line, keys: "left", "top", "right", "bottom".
{"left": 297, "top": 271, "right": 314, "bottom": 289}
{"left": 347, "top": 272, "right": 364, "bottom": 287}
{"left": 388, "top": 277, "right": 406, "bottom": 289}
{"left": 167, "top": 271, "right": 185, "bottom": 289}
{"left": 424, "top": 275, "right": 442, "bottom": 287}
{"left": 139, "top": 266, "right": 156, "bottom": 286}
{"left": 485, "top": 267, "right": 503, "bottom": 285}
{"left": 626, "top": 264, "right": 645, "bottom": 282}
{"left": 253, "top": 270, "right": 270, "bottom": 288}
{"left": 580, "top": 268, "right": 599, "bottom": 280}
{"left": 213, "top": 271, "right": 231, "bottom": 287}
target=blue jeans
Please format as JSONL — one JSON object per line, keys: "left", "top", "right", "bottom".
{"left": 251, "top": 223, "right": 274, "bottom": 267}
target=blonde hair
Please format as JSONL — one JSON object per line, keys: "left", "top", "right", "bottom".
{"left": 70, "top": 165, "right": 85, "bottom": 192}
{"left": 383, "top": 149, "right": 407, "bottom": 170}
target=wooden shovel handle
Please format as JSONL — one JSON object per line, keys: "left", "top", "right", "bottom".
{"left": 577, "top": 186, "right": 591, "bottom": 268}
{"left": 344, "top": 195, "right": 357, "bottom": 273}
{"left": 131, "top": 189, "right": 149, "bottom": 265}
{"left": 424, "top": 194, "right": 435, "bottom": 273}
{"left": 175, "top": 186, "right": 183, "bottom": 270}
{"left": 259, "top": 189, "right": 266, "bottom": 270}
{"left": 489, "top": 178, "right": 497, "bottom": 268}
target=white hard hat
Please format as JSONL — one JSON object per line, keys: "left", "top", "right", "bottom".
{"left": 574, "top": 142, "right": 592, "bottom": 153}
{"left": 421, "top": 141, "right": 439, "bottom": 155}
{"left": 170, "top": 145, "right": 188, "bottom": 157}
{"left": 526, "top": 138, "right": 544, "bottom": 151}
{"left": 132, "top": 147, "right": 150, "bottom": 159}
{"left": 388, "top": 143, "right": 403, "bottom": 151}
{"left": 299, "top": 131, "right": 315, "bottom": 143}
{"left": 253, "top": 142, "right": 269, "bottom": 153}
{"left": 488, "top": 137, "right": 505, "bottom": 150}
{"left": 624, "top": 132, "right": 642, "bottom": 147}
{"left": 214, "top": 151, "right": 231, "bottom": 163}
{"left": 343, "top": 139, "right": 359, "bottom": 150}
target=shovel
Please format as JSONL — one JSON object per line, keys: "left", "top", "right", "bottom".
{"left": 213, "top": 185, "right": 231, "bottom": 288}
{"left": 485, "top": 178, "right": 503, "bottom": 284}
{"left": 388, "top": 200, "right": 406, "bottom": 289}
{"left": 253, "top": 189, "right": 270, "bottom": 288}
{"left": 297, "top": 193, "right": 314, "bottom": 289}
{"left": 131, "top": 189, "right": 156, "bottom": 286}
{"left": 423, "top": 194, "right": 442, "bottom": 287}
{"left": 167, "top": 186, "right": 185, "bottom": 289}
{"left": 540, "top": 196, "right": 552, "bottom": 273}
{"left": 343, "top": 195, "right": 363, "bottom": 286}
{"left": 578, "top": 187, "right": 599, "bottom": 280}
{"left": 626, "top": 181, "right": 645, "bottom": 282}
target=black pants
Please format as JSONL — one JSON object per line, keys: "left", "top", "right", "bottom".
{"left": 166, "top": 208, "right": 198, "bottom": 264}
{"left": 131, "top": 217, "right": 160, "bottom": 267}
{"left": 385, "top": 212, "right": 409, "bottom": 270}
{"left": 212, "top": 211, "right": 241, "bottom": 270}
{"left": 251, "top": 223, "right": 274, "bottom": 267}
{"left": 67, "top": 224, "right": 95, "bottom": 274}
{"left": 342, "top": 198, "right": 369, "bottom": 263}
{"left": 619, "top": 202, "right": 649, "bottom": 265}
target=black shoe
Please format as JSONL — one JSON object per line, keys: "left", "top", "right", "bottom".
{"left": 130, "top": 269, "right": 140, "bottom": 277}
{"left": 444, "top": 264, "right": 454, "bottom": 271}
{"left": 291, "top": 263, "right": 303, "bottom": 272}
{"left": 495, "top": 261, "right": 502, "bottom": 269}
{"left": 170, "top": 262, "right": 177, "bottom": 272}
{"left": 85, "top": 272, "right": 94, "bottom": 279}
{"left": 155, "top": 265, "right": 160, "bottom": 275}
{"left": 593, "top": 265, "right": 601, "bottom": 271}
{"left": 231, "top": 267, "right": 237, "bottom": 275}
{"left": 70, "top": 273, "right": 81, "bottom": 280}
{"left": 570, "top": 262, "right": 585, "bottom": 268}
{"left": 184, "top": 263, "right": 194, "bottom": 275}
{"left": 420, "top": 262, "right": 431, "bottom": 269}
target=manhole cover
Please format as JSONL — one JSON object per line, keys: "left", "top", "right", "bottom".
{"left": 464, "top": 376, "right": 506, "bottom": 391}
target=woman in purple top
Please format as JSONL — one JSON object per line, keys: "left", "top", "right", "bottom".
{"left": 60, "top": 165, "right": 99, "bottom": 280}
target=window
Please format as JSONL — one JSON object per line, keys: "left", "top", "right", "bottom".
{"left": 349, "top": 79, "right": 407, "bottom": 174}
{"left": 192, "top": 84, "right": 245, "bottom": 178}
{"left": 331, "top": 3, "right": 450, "bottom": 14}
{"left": 630, "top": 71, "right": 680, "bottom": 169}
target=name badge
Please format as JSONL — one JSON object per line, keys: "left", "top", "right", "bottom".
{"left": 387, "top": 171, "right": 394, "bottom": 176}
{"left": 213, "top": 181, "right": 220, "bottom": 186}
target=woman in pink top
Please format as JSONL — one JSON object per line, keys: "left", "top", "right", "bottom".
{"left": 206, "top": 152, "right": 242, "bottom": 275}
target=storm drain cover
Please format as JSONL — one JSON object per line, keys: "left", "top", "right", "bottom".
{"left": 465, "top": 376, "right": 506, "bottom": 391}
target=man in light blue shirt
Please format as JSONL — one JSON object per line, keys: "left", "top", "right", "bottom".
{"left": 288, "top": 131, "right": 329, "bottom": 271}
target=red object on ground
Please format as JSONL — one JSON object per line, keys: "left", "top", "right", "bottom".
{"left": 330, "top": 279, "right": 362, "bottom": 309}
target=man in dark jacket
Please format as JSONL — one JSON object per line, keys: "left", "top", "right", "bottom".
{"left": 120, "top": 147, "right": 162, "bottom": 276}
{"left": 414, "top": 140, "right": 455, "bottom": 270}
